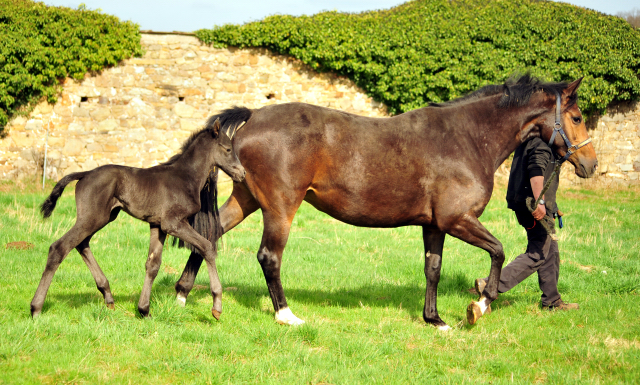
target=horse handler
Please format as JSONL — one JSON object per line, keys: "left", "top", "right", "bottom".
{"left": 474, "top": 137, "right": 579, "bottom": 311}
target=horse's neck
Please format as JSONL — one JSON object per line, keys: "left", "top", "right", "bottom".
{"left": 173, "top": 135, "right": 215, "bottom": 189}
{"left": 461, "top": 95, "right": 546, "bottom": 173}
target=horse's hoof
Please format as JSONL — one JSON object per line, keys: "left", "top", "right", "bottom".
{"left": 467, "top": 302, "right": 482, "bottom": 325}
{"left": 176, "top": 294, "right": 186, "bottom": 307}
{"left": 212, "top": 309, "right": 221, "bottom": 320}
{"left": 467, "top": 301, "right": 492, "bottom": 325}
{"left": 106, "top": 303, "right": 115, "bottom": 310}
{"left": 275, "top": 307, "right": 305, "bottom": 326}
{"left": 436, "top": 324, "right": 452, "bottom": 331}
{"left": 138, "top": 307, "right": 150, "bottom": 317}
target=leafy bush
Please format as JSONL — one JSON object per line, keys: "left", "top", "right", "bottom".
{"left": 197, "top": 0, "right": 640, "bottom": 116}
{"left": 0, "top": 0, "right": 143, "bottom": 133}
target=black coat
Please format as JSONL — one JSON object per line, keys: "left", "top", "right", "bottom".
{"left": 506, "top": 137, "right": 559, "bottom": 216}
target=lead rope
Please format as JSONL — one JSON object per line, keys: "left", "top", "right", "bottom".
{"left": 525, "top": 92, "right": 565, "bottom": 240}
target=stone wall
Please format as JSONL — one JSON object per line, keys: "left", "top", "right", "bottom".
{"left": 1, "top": 33, "right": 639, "bottom": 185}
{"left": 0, "top": 33, "right": 386, "bottom": 181}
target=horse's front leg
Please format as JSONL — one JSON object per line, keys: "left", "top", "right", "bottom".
{"left": 164, "top": 219, "right": 223, "bottom": 320}
{"left": 422, "top": 227, "right": 450, "bottom": 330}
{"left": 138, "top": 225, "right": 166, "bottom": 316}
{"left": 175, "top": 183, "right": 259, "bottom": 306}
{"left": 447, "top": 213, "right": 505, "bottom": 325}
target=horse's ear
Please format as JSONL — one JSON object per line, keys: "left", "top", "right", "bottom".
{"left": 563, "top": 77, "right": 583, "bottom": 97}
{"left": 212, "top": 118, "right": 221, "bottom": 136}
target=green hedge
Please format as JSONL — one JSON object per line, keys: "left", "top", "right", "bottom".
{"left": 0, "top": 0, "right": 142, "bottom": 133}
{"left": 197, "top": 0, "right": 640, "bottom": 116}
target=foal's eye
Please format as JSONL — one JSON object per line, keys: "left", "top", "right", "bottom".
{"left": 572, "top": 116, "right": 582, "bottom": 124}
{"left": 226, "top": 148, "right": 231, "bottom": 153}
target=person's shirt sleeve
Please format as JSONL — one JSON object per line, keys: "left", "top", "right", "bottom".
{"left": 526, "top": 140, "right": 552, "bottom": 178}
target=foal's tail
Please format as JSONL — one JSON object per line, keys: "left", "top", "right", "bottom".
{"left": 41, "top": 172, "right": 89, "bottom": 218}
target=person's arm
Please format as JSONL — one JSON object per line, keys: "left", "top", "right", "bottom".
{"left": 530, "top": 175, "right": 546, "bottom": 220}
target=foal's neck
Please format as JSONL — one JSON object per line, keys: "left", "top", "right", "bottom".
{"left": 173, "top": 134, "right": 217, "bottom": 189}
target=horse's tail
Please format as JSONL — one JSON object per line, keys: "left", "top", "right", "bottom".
{"left": 41, "top": 171, "right": 90, "bottom": 218}
{"left": 179, "top": 106, "right": 253, "bottom": 252}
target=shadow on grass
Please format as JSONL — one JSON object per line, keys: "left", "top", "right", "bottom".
{"left": 160, "top": 270, "right": 490, "bottom": 312}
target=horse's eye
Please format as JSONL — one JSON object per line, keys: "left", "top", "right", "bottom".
{"left": 226, "top": 148, "right": 231, "bottom": 153}
{"left": 572, "top": 116, "right": 582, "bottom": 124}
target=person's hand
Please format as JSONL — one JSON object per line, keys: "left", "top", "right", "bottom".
{"left": 532, "top": 203, "right": 546, "bottom": 221}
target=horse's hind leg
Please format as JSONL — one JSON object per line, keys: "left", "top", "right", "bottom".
{"left": 422, "top": 227, "right": 449, "bottom": 330}
{"left": 257, "top": 210, "right": 305, "bottom": 326}
{"left": 75, "top": 208, "right": 121, "bottom": 309}
{"left": 447, "top": 213, "right": 505, "bottom": 325}
{"left": 165, "top": 220, "right": 223, "bottom": 320}
{"left": 138, "top": 225, "right": 167, "bottom": 316}
{"left": 175, "top": 183, "right": 259, "bottom": 305}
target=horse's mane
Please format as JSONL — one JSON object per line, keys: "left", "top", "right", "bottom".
{"left": 430, "top": 74, "right": 576, "bottom": 109}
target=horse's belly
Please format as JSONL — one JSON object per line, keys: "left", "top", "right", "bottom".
{"left": 303, "top": 188, "right": 431, "bottom": 228}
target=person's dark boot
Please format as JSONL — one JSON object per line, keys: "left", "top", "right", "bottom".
{"left": 542, "top": 299, "right": 579, "bottom": 311}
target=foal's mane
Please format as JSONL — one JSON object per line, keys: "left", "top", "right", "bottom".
{"left": 430, "top": 74, "right": 576, "bottom": 109}
{"left": 161, "top": 126, "right": 219, "bottom": 166}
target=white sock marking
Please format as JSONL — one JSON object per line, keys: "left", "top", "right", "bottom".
{"left": 478, "top": 297, "right": 489, "bottom": 314}
{"left": 176, "top": 294, "right": 186, "bottom": 307}
{"left": 437, "top": 325, "right": 452, "bottom": 331}
{"left": 275, "top": 307, "right": 305, "bottom": 326}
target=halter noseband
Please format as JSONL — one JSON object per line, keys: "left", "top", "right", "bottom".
{"left": 548, "top": 91, "right": 591, "bottom": 163}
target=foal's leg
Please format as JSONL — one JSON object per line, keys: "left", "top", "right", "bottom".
{"left": 75, "top": 208, "right": 120, "bottom": 309}
{"left": 31, "top": 223, "right": 106, "bottom": 317}
{"left": 165, "top": 220, "right": 223, "bottom": 319}
{"left": 76, "top": 235, "right": 115, "bottom": 309}
{"left": 175, "top": 183, "right": 259, "bottom": 305}
{"left": 138, "top": 225, "right": 167, "bottom": 316}
{"left": 422, "top": 227, "right": 449, "bottom": 330}
{"left": 447, "top": 213, "right": 505, "bottom": 325}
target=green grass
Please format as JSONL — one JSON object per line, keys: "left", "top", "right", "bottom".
{"left": 0, "top": 178, "right": 638, "bottom": 384}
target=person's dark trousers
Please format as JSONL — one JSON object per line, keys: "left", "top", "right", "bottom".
{"left": 496, "top": 209, "right": 561, "bottom": 306}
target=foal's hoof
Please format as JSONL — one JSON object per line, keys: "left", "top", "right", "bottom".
{"left": 212, "top": 309, "right": 221, "bottom": 320}
{"left": 176, "top": 294, "right": 187, "bottom": 307}
{"left": 467, "top": 300, "right": 492, "bottom": 325}
{"left": 106, "top": 303, "right": 115, "bottom": 310}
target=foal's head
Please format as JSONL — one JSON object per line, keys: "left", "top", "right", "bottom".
{"left": 207, "top": 118, "right": 246, "bottom": 182}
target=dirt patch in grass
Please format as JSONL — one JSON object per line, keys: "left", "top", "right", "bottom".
{"left": 5, "top": 241, "right": 34, "bottom": 250}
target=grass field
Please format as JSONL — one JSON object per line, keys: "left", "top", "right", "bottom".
{"left": 0, "top": 177, "right": 638, "bottom": 384}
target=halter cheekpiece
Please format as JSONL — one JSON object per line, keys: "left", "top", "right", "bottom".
{"left": 548, "top": 91, "right": 592, "bottom": 163}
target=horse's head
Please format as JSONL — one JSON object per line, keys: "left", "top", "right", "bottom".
{"left": 210, "top": 118, "right": 246, "bottom": 182}
{"left": 540, "top": 78, "right": 598, "bottom": 178}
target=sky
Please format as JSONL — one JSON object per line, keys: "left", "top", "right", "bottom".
{"left": 40, "top": 0, "right": 638, "bottom": 32}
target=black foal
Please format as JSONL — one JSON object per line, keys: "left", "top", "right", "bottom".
{"left": 31, "top": 118, "right": 245, "bottom": 320}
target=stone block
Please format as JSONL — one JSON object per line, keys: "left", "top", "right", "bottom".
{"left": 25, "top": 120, "right": 43, "bottom": 130}
{"left": 47, "top": 137, "right": 65, "bottom": 147}
{"left": 97, "top": 119, "right": 119, "bottom": 133}
{"left": 90, "top": 108, "right": 111, "bottom": 121}
{"left": 86, "top": 143, "right": 103, "bottom": 152}
{"left": 63, "top": 139, "right": 85, "bottom": 156}
{"left": 174, "top": 103, "right": 195, "bottom": 118}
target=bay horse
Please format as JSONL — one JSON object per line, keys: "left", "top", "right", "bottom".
{"left": 31, "top": 119, "right": 245, "bottom": 319}
{"left": 175, "top": 75, "right": 597, "bottom": 329}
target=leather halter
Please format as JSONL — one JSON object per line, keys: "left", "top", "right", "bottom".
{"left": 548, "top": 92, "right": 592, "bottom": 163}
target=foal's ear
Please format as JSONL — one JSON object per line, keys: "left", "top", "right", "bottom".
{"left": 563, "top": 77, "right": 583, "bottom": 97}
{"left": 212, "top": 118, "right": 221, "bottom": 136}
